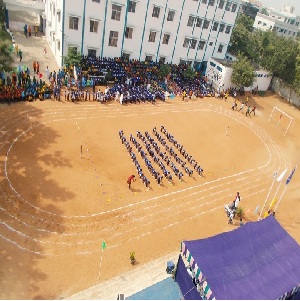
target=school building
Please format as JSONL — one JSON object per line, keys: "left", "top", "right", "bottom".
{"left": 43, "top": 0, "right": 242, "bottom": 68}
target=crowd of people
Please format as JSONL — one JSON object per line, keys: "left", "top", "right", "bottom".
{"left": 119, "top": 125, "right": 204, "bottom": 190}
{"left": 1, "top": 54, "right": 259, "bottom": 113}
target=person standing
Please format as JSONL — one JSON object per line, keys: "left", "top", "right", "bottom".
{"left": 127, "top": 175, "right": 136, "bottom": 189}
{"left": 245, "top": 105, "right": 251, "bottom": 116}
{"left": 15, "top": 44, "right": 19, "bottom": 57}
{"left": 34, "top": 26, "right": 38, "bottom": 36}
{"left": 43, "top": 47, "right": 47, "bottom": 56}
{"left": 18, "top": 50, "right": 22, "bottom": 62}
{"left": 182, "top": 90, "right": 187, "bottom": 101}
{"left": 23, "top": 24, "right": 27, "bottom": 38}
{"left": 33, "top": 61, "right": 37, "bottom": 74}
{"left": 28, "top": 26, "right": 32, "bottom": 37}
{"left": 45, "top": 66, "right": 50, "bottom": 81}
{"left": 36, "top": 62, "right": 40, "bottom": 74}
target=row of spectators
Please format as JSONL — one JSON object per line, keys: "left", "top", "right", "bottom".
{"left": 0, "top": 56, "right": 223, "bottom": 103}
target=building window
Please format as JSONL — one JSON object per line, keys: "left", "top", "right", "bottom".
{"left": 225, "top": 1, "right": 231, "bottom": 11}
{"left": 90, "top": 20, "right": 98, "bottom": 33}
{"left": 218, "top": 0, "right": 225, "bottom": 9}
{"left": 52, "top": 32, "right": 55, "bottom": 42}
{"left": 167, "top": 10, "right": 175, "bottom": 21}
{"left": 258, "top": 21, "right": 262, "bottom": 25}
{"left": 69, "top": 16, "right": 79, "bottom": 30}
{"left": 148, "top": 31, "right": 156, "bottom": 42}
{"left": 202, "top": 0, "right": 207, "bottom": 3}
{"left": 92, "top": 0, "right": 100, "bottom": 2}
{"left": 108, "top": 30, "right": 118, "bottom": 47}
{"left": 187, "top": 16, "right": 195, "bottom": 27}
{"left": 209, "top": 41, "right": 213, "bottom": 46}
{"left": 111, "top": 4, "right": 121, "bottom": 21}
{"left": 88, "top": 49, "right": 97, "bottom": 57}
{"left": 212, "top": 21, "right": 219, "bottom": 31}
{"left": 152, "top": 6, "right": 160, "bottom": 18}
{"left": 196, "top": 17, "right": 202, "bottom": 27}
{"left": 145, "top": 55, "right": 153, "bottom": 61}
{"left": 198, "top": 40, "right": 205, "bottom": 50}
{"left": 219, "top": 23, "right": 225, "bottom": 32}
{"left": 122, "top": 52, "right": 130, "bottom": 60}
{"left": 208, "top": 0, "right": 215, "bottom": 5}
{"left": 203, "top": 19, "right": 210, "bottom": 29}
{"left": 217, "top": 44, "right": 224, "bottom": 53}
{"left": 53, "top": 5, "right": 55, "bottom": 16}
{"left": 162, "top": 33, "right": 170, "bottom": 44}
{"left": 263, "top": 22, "right": 267, "bottom": 26}
{"left": 159, "top": 56, "right": 166, "bottom": 63}
{"left": 57, "top": 12, "right": 61, "bottom": 23}
{"left": 125, "top": 27, "right": 133, "bottom": 39}
{"left": 190, "top": 39, "right": 197, "bottom": 49}
{"left": 183, "top": 38, "right": 190, "bottom": 48}
{"left": 180, "top": 59, "right": 187, "bottom": 65}
{"left": 57, "top": 40, "right": 60, "bottom": 51}
{"left": 128, "top": 1, "right": 136, "bottom": 13}
{"left": 231, "top": 3, "right": 237, "bottom": 12}
{"left": 225, "top": 25, "right": 231, "bottom": 34}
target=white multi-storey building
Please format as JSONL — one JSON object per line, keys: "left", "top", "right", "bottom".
{"left": 44, "top": 0, "right": 241, "bottom": 68}
{"left": 253, "top": 5, "right": 300, "bottom": 39}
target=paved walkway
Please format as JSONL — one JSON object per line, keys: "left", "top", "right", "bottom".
{"left": 67, "top": 252, "right": 179, "bottom": 300}
{"left": 8, "top": 10, "right": 59, "bottom": 80}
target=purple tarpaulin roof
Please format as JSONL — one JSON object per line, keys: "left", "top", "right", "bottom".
{"left": 183, "top": 216, "right": 300, "bottom": 300}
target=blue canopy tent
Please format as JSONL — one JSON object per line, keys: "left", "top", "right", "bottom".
{"left": 175, "top": 216, "right": 300, "bottom": 300}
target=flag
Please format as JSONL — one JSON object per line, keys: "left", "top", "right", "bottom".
{"left": 286, "top": 167, "right": 297, "bottom": 185}
{"left": 276, "top": 168, "right": 287, "bottom": 182}
{"left": 101, "top": 241, "right": 107, "bottom": 250}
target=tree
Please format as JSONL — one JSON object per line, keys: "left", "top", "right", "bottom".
{"left": 228, "top": 15, "right": 254, "bottom": 57}
{"left": 63, "top": 47, "right": 82, "bottom": 68}
{"left": 260, "top": 35, "right": 297, "bottom": 85}
{"left": 0, "top": 44, "right": 14, "bottom": 72}
{"left": 261, "top": 7, "right": 268, "bottom": 16}
{"left": 231, "top": 54, "right": 255, "bottom": 88}
{"left": 158, "top": 64, "right": 171, "bottom": 79}
{"left": 183, "top": 66, "right": 196, "bottom": 79}
{"left": 292, "top": 45, "right": 300, "bottom": 96}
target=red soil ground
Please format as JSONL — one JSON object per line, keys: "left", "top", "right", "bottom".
{"left": 0, "top": 92, "right": 299, "bottom": 299}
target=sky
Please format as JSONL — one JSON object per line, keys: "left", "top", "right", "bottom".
{"left": 258, "top": 0, "right": 300, "bottom": 15}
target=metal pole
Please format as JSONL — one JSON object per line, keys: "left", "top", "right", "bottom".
{"left": 98, "top": 248, "right": 104, "bottom": 279}
{"left": 258, "top": 177, "right": 276, "bottom": 220}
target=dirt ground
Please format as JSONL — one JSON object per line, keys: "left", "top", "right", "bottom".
{"left": 0, "top": 92, "right": 299, "bottom": 299}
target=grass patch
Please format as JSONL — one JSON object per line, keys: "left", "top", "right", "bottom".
{"left": 0, "top": 1, "right": 12, "bottom": 46}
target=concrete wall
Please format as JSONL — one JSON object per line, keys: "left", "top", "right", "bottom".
{"left": 206, "top": 57, "right": 272, "bottom": 92}
{"left": 271, "top": 77, "right": 300, "bottom": 108}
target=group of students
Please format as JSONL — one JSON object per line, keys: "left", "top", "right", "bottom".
{"left": 160, "top": 126, "right": 203, "bottom": 177}
{"left": 119, "top": 123, "right": 205, "bottom": 190}
{"left": 119, "top": 130, "right": 151, "bottom": 189}
{"left": 76, "top": 56, "right": 216, "bottom": 105}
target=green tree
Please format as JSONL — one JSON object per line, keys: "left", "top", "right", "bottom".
{"left": 0, "top": 44, "right": 14, "bottom": 72}
{"left": 261, "top": 7, "right": 268, "bottom": 15}
{"left": 63, "top": 47, "right": 82, "bottom": 68}
{"left": 292, "top": 45, "right": 300, "bottom": 96}
{"left": 158, "top": 64, "right": 171, "bottom": 79}
{"left": 231, "top": 54, "right": 255, "bottom": 88}
{"left": 184, "top": 66, "right": 196, "bottom": 79}
{"left": 260, "top": 36, "right": 297, "bottom": 85}
{"left": 228, "top": 15, "right": 254, "bottom": 57}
